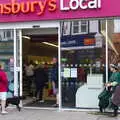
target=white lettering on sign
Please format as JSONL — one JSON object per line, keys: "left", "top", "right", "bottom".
{"left": 60, "top": 0, "right": 101, "bottom": 11}
{"left": 70, "top": 0, "right": 79, "bottom": 10}
{"left": 60, "top": 0, "right": 70, "bottom": 10}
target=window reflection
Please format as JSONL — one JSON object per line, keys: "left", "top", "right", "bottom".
{"left": 72, "top": 20, "right": 88, "bottom": 34}
{"left": 108, "top": 19, "right": 120, "bottom": 66}
{"left": 60, "top": 20, "right": 106, "bottom": 108}
{"left": 0, "top": 29, "right": 14, "bottom": 98}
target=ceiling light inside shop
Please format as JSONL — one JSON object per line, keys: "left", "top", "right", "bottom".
{"left": 42, "top": 42, "right": 58, "bottom": 47}
{"left": 22, "top": 36, "right": 31, "bottom": 40}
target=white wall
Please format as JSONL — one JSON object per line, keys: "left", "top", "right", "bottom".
{"left": 0, "top": 21, "right": 59, "bottom": 29}
{"left": 114, "top": 19, "right": 120, "bottom": 33}
{"left": 22, "top": 28, "right": 58, "bottom": 35}
{"left": 89, "top": 20, "right": 99, "bottom": 33}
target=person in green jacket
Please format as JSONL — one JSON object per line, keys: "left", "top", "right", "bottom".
{"left": 98, "top": 64, "right": 120, "bottom": 117}
{"left": 106, "top": 64, "right": 120, "bottom": 91}
{"left": 105, "top": 64, "right": 120, "bottom": 117}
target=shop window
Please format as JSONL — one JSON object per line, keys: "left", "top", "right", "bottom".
{"left": 61, "top": 19, "right": 106, "bottom": 109}
{"left": 62, "top": 21, "right": 71, "bottom": 36}
{"left": 72, "top": 20, "right": 88, "bottom": 35}
{"left": 0, "top": 30, "right": 14, "bottom": 41}
{"left": 89, "top": 20, "right": 99, "bottom": 33}
{"left": 114, "top": 19, "right": 120, "bottom": 33}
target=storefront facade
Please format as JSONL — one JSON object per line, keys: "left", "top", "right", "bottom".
{"left": 0, "top": 0, "right": 120, "bottom": 110}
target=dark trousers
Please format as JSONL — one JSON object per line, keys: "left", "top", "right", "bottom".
{"left": 35, "top": 85, "right": 44, "bottom": 100}
{"left": 27, "top": 76, "right": 33, "bottom": 95}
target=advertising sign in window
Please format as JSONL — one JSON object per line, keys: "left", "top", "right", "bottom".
{"left": 63, "top": 68, "right": 70, "bottom": 78}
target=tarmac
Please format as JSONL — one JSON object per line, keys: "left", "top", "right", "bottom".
{"left": 0, "top": 108, "right": 120, "bottom": 120}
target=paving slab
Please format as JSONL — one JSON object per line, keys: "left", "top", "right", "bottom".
{"left": 0, "top": 108, "right": 119, "bottom": 120}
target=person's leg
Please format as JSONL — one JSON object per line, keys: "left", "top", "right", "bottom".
{"left": 52, "top": 89, "right": 59, "bottom": 107}
{"left": 1, "top": 92, "right": 8, "bottom": 114}
{"left": 113, "top": 104, "right": 118, "bottom": 117}
{"left": 35, "top": 86, "right": 40, "bottom": 100}
{"left": 52, "top": 81, "right": 56, "bottom": 95}
{"left": 29, "top": 77, "right": 32, "bottom": 96}
{"left": 56, "top": 92, "right": 59, "bottom": 105}
{"left": 1, "top": 100, "right": 6, "bottom": 112}
{"left": 39, "top": 86, "right": 44, "bottom": 102}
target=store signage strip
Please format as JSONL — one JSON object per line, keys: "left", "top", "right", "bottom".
{"left": 0, "top": 0, "right": 120, "bottom": 23}
{"left": 0, "top": 0, "right": 101, "bottom": 15}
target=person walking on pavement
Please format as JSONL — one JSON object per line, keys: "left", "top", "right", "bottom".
{"left": 0, "top": 64, "right": 8, "bottom": 114}
{"left": 98, "top": 64, "right": 120, "bottom": 117}
{"left": 106, "top": 64, "right": 120, "bottom": 117}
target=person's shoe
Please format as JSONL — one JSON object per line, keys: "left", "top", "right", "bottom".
{"left": 99, "top": 107, "right": 103, "bottom": 113}
{"left": 113, "top": 109, "right": 118, "bottom": 117}
{"left": 32, "top": 97, "right": 37, "bottom": 101}
{"left": 32, "top": 97, "right": 36, "bottom": 99}
{"left": 1, "top": 111, "right": 8, "bottom": 114}
{"left": 52, "top": 104, "right": 59, "bottom": 107}
{"left": 38, "top": 100, "right": 44, "bottom": 103}
{"left": 109, "top": 113, "right": 118, "bottom": 117}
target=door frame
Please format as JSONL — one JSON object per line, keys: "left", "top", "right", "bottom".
{"left": 0, "top": 20, "right": 61, "bottom": 109}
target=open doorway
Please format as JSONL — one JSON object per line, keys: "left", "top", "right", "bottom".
{"left": 22, "top": 28, "right": 58, "bottom": 108}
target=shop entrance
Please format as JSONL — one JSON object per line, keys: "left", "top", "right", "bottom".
{"left": 22, "top": 28, "right": 58, "bottom": 108}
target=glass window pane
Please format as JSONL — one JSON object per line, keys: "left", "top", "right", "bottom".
{"left": 72, "top": 21, "right": 79, "bottom": 34}
{"left": 81, "top": 21, "right": 88, "bottom": 33}
{"left": 61, "top": 19, "right": 106, "bottom": 108}
{"left": 0, "top": 29, "right": 14, "bottom": 98}
{"left": 73, "top": 21, "right": 79, "bottom": 26}
{"left": 6, "top": 31, "right": 11, "bottom": 38}
{"left": 63, "top": 21, "right": 71, "bottom": 35}
{"left": 81, "top": 25, "right": 87, "bottom": 32}
{"left": 73, "top": 26, "right": 79, "bottom": 33}
{"left": 108, "top": 19, "right": 120, "bottom": 68}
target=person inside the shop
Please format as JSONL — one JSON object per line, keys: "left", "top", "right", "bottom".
{"left": 25, "top": 60, "right": 34, "bottom": 96}
{"left": 51, "top": 57, "right": 59, "bottom": 107}
{"left": 0, "top": 64, "right": 8, "bottom": 114}
{"left": 34, "top": 64, "right": 48, "bottom": 102}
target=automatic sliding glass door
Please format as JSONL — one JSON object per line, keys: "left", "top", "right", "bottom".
{"left": 0, "top": 29, "right": 22, "bottom": 99}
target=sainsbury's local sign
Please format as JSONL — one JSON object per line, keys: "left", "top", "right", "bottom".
{"left": 0, "top": 0, "right": 101, "bottom": 15}
{"left": 0, "top": 0, "right": 120, "bottom": 22}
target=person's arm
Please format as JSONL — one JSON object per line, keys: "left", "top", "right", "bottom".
{"left": 106, "top": 81, "right": 118, "bottom": 87}
{"left": 1, "top": 72, "right": 8, "bottom": 85}
{"left": 106, "top": 73, "right": 120, "bottom": 87}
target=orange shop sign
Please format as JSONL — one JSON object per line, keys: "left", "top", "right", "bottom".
{"left": 0, "top": 0, "right": 57, "bottom": 15}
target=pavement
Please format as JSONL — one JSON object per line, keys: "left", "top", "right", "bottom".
{"left": 0, "top": 108, "right": 120, "bottom": 120}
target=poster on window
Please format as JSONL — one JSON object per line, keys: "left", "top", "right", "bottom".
{"left": 63, "top": 68, "right": 70, "bottom": 78}
{"left": 70, "top": 68, "right": 77, "bottom": 78}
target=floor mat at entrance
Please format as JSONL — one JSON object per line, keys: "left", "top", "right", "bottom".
{"left": 24, "top": 100, "right": 56, "bottom": 107}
